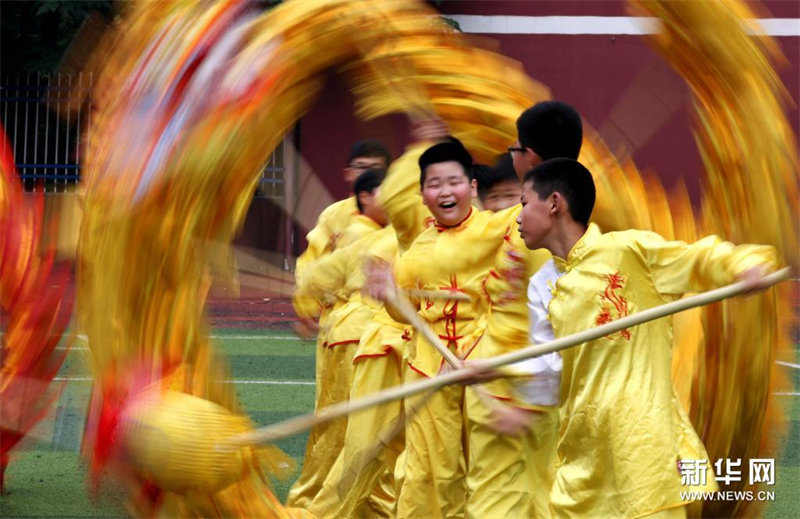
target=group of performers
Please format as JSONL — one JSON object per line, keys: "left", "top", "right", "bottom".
{"left": 288, "top": 101, "right": 780, "bottom": 519}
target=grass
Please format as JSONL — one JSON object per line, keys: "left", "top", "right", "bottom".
{"left": 2, "top": 331, "right": 317, "bottom": 518}
{"left": 1, "top": 329, "right": 798, "bottom": 518}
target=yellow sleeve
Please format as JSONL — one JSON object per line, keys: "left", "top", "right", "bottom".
{"left": 392, "top": 237, "right": 421, "bottom": 293}
{"left": 295, "top": 198, "right": 356, "bottom": 281}
{"left": 293, "top": 199, "right": 357, "bottom": 319}
{"left": 295, "top": 246, "right": 350, "bottom": 304}
{"left": 377, "top": 143, "right": 432, "bottom": 252}
{"left": 292, "top": 295, "right": 323, "bottom": 321}
{"left": 633, "top": 231, "right": 781, "bottom": 295}
{"left": 297, "top": 226, "right": 395, "bottom": 304}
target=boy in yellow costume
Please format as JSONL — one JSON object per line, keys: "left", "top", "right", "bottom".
{"left": 371, "top": 136, "right": 534, "bottom": 519}
{"left": 473, "top": 154, "right": 522, "bottom": 212}
{"left": 311, "top": 125, "right": 449, "bottom": 518}
{"left": 288, "top": 141, "right": 388, "bottom": 509}
{"left": 292, "top": 139, "right": 390, "bottom": 336}
{"left": 466, "top": 101, "right": 584, "bottom": 519}
{"left": 298, "top": 169, "right": 404, "bottom": 519}
{"left": 515, "top": 158, "right": 779, "bottom": 519}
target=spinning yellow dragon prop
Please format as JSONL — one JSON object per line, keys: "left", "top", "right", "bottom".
{"left": 60, "top": 0, "right": 797, "bottom": 517}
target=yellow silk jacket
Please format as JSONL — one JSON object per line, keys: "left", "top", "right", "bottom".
{"left": 481, "top": 207, "right": 551, "bottom": 349}
{"left": 295, "top": 217, "right": 393, "bottom": 347}
{"left": 474, "top": 206, "right": 552, "bottom": 406}
{"left": 293, "top": 196, "right": 360, "bottom": 320}
{"left": 394, "top": 206, "right": 523, "bottom": 377}
{"left": 548, "top": 223, "right": 779, "bottom": 518}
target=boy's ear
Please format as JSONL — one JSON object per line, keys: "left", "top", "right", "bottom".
{"left": 549, "top": 192, "right": 562, "bottom": 215}
{"left": 470, "top": 178, "right": 478, "bottom": 199}
{"left": 524, "top": 147, "right": 543, "bottom": 169}
{"left": 357, "top": 190, "right": 368, "bottom": 208}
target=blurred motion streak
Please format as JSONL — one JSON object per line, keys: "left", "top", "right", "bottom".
{"left": 0, "top": 126, "right": 73, "bottom": 494}
{"left": 71, "top": 0, "right": 797, "bottom": 517}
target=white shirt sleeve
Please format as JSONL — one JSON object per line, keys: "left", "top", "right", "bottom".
{"left": 509, "top": 259, "right": 564, "bottom": 407}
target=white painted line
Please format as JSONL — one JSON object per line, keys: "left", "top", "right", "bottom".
{"left": 448, "top": 15, "right": 800, "bottom": 37}
{"left": 59, "top": 337, "right": 314, "bottom": 352}
{"left": 208, "top": 335, "right": 312, "bottom": 340}
{"left": 53, "top": 376, "right": 313, "bottom": 386}
{"left": 232, "top": 379, "right": 314, "bottom": 386}
{"left": 776, "top": 360, "right": 800, "bottom": 370}
{"left": 70, "top": 334, "right": 312, "bottom": 343}
{"left": 45, "top": 377, "right": 797, "bottom": 393}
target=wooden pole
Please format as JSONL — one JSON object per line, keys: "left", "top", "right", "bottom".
{"left": 230, "top": 267, "right": 790, "bottom": 446}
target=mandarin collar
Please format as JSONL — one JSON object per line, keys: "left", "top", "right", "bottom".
{"left": 552, "top": 223, "right": 600, "bottom": 271}
{"left": 354, "top": 213, "right": 383, "bottom": 230}
{"left": 433, "top": 206, "right": 475, "bottom": 233}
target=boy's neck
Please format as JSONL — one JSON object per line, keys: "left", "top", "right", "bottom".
{"left": 548, "top": 221, "right": 588, "bottom": 261}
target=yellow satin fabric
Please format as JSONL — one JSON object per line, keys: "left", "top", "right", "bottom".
{"left": 548, "top": 223, "right": 779, "bottom": 518}
{"left": 465, "top": 391, "right": 558, "bottom": 519}
{"left": 293, "top": 196, "right": 360, "bottom": 321}
{"left": 311, "top": 353, "right": 405, "bottom": 519}
{"left": 288, "top": 214, "right": 384, "bottom": 509}
{"left": 466, "top": 205, "right": 555, "bottom": 519}
{"left": 478, "top": 205, "right": 551, "bottom": 408}
{"left": 397, "top": 369, "right": 468, "bottom": 519}
{"left": 395, "top": 206, "right": 521, "bottom": 378}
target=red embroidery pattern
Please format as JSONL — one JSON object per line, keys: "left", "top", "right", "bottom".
{"left": 438, "top": 275, "right": 464, "bottom": 349}
{"left": 500, "top": 250, "right": 526, "bottom": 303}
{"left": 595, "top": 271, "right": 631, "bottom": 340}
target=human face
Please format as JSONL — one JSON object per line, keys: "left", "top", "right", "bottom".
{"left": 421, "top": 161, "right": 477, "bottom": 227}
{"left": 509, "top": 140, "right": 542, "bottom": 179}
{"left": 517, "top": 180, "right": 552, "bottom": 250}
{"left": 343, "top": 156, "right": 387, "bottom": 185}
{"left": 483, "top": 180, "right": 522, "bottom": 212}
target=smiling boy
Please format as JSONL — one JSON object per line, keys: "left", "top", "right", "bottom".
{"left": 372, "top": 137, "right": 528, "bottom": 519}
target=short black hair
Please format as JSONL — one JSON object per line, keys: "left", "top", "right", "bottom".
{"left": 474, "top": 154, "right": 518, "bottom": 203}
{"left": 347, "top": 139, "right": 391, "bottom": 166}
{"left": 353, "top": 168, "right": 386, "bottom": 213}
{"left": 418, "top": 136, "right": 473, "bottom": 186}
{"left": 523, "top": 158, "right": 595, "bottom": 226}
{"left": 516, "top": 101, "right": 582, "bottom": 160}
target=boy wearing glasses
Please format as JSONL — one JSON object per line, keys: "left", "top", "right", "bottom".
{"left": 365, "top": 103, "right": 584, "bottom": 519}
{"left": 369, "top": 134, "right": 547, "bottom": 519}
{"left": 466, "top": 101, "right": 583, "bottom": 519}
{"left": 288, "top": 139, "right": 389, "bottom": 509}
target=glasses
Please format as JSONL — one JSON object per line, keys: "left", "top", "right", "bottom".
{"left": 507, "top": 146, "right": 526, "bottom": 155}
{"left": 347, "top": 163, "right": 373, "bottom": 170}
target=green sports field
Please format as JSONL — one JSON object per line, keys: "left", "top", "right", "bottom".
{"left": 2, "top": 328, "right": 798, "bottom": 518}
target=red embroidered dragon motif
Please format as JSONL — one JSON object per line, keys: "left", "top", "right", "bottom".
{"left": 595, "top": 271, "right": 631, "bottom": 340}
